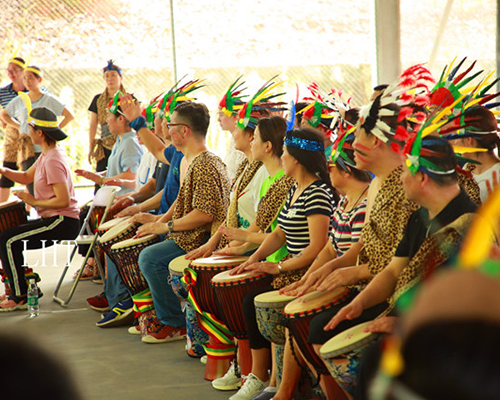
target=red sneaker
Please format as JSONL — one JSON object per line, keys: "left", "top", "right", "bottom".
{"left": 86, "top": 293, "right": 110, "bottom": 312}
{"left": 142, "top": 318, "right": 187, "bottom": 344}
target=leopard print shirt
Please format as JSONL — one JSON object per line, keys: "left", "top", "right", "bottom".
{"left": 168, "top": 151, "right": 230, "bottom": 252}
{"left": 458, "top": 165, "right": 481, "bottom": 206}
{"left": 358, "top": 166, "right": 419, "bottom": 276}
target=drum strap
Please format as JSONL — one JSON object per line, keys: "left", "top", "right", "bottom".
{"left": 182, "top": 268, "right": 236, "bottom": 359}
{"left": 131, "top": 288, "right": 155, "bottom": 315}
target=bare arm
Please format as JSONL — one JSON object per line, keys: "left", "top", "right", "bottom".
{"left": 58, "top": 107, "right": 74, "bottom": 129}
{"left": 16, "top": 182, "right": 71, "bottom": 209}
{"left": 0, "top": 109, "right": 20, "bottom": 130}
{"left": 0, "top": 166, "right": 35, "bottom": 184}
{"left": 88, "top": 111, "right": 98, "bottom": 162}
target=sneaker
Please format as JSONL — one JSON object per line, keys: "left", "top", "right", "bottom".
{"left": 212, "top": 361, "right": 241, "bottom": 391}
{"left": 229, "top": 374, "right": 269, "bottom": 400}
{"left": 96, "top": 299, "right": 134, "bottom": 327}
{"left": 0, "top": 298, "right": 28, "bottom": 312}
{"left": 200, "top": 355, "right": 207, "bottom": 364}
{"left": 128, "top": 325, "right": 141, "bottom": 335}
{"left": 91, "top": 276, "right": 103, "bottom": 285}
{"left": 251, "top": 386, "right": 277, "bottom": 400}
{"left": 141, "top": 322, "right": 187, "bottom": 344}
{"left": 86, "top": 293, "right": 110, "bottom": 312}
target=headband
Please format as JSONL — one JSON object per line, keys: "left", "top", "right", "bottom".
{"left": 104, "top": 59, "right": 122, "bottom": 75}
{"left": 284, "top": 135, "right": 324, "bottom": 152}
{"left": 27, "top": 117, "right": 59, "bottom": 128}
{"left": 9, "top": 59, "right": 26, "bottom": 69}
{"left": 25, "top": 66, "right": 41, "bottom": 76}
{"left": 156, "top": 77, "right": 205, "bottom": 122}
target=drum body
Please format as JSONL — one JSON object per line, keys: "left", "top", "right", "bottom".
{"left": 97, "top": 220, "right": 138, "bottom": 264}
{"left": 283, "top": 287, "right": 351, "bottom": 375}
{"left": 320, "top": 321, "right": 380, "bottom": 394}
{"left": 168, "top": 255, "right": 191, "bottom": 300}
{"left": 254, "top": 290, "right": 296, "bottom": 345}
{"left": 109, "top": 234, "right": 160, "bottom": 295}
{"left": 211, "top": 270, "right": 273, "bottom": 339}
{"left": 189, "top": 256, "right": 248, "bottom": 320}
{"left": 0, "top": 200, "right": 27, "bottom": 232}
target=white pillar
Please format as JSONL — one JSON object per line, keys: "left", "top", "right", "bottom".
{"left": 374, "top": 0, "right": 401, "bottom": 85}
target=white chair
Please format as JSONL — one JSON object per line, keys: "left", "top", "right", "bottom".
{"left": 53, "top": 186, "right": 119, "bottom": 307}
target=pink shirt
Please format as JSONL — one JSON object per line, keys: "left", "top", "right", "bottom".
{"left": 33, "top": 146, "right": 79, "bottom": 219}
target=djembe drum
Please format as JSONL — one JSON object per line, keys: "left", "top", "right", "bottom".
{"left": 97, "top": 220, "right": 138, "bottom": 265}
{"left": 320, "top": 321, "right": 380, "bottom": 395}
{"left": 169, "top": 255, "right": 208, "bottom": 358}
{"left": 0, "top": 200, "right": 29, "bottom": 296}
{"left": 185, "top": 255, "right": 248, "bottom": 381}
{"left": 109, "top": 234, "right": 160, "bottom": 315}
{"left": 283, "top": 287, "right": 352, "bottom": 376}
{"left": 254, "top": 290, "right": 296, "bottom": 383}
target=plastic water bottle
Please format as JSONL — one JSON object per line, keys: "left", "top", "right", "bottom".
{"left": 27, "top": 279, "right": 39, "bottom": 318}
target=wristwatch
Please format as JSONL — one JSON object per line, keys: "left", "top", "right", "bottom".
{"left": 167, "top": 220, "right": 174, "bottom": 233}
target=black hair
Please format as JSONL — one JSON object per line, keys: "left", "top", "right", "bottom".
{"left": 373, "top": 84, "right": 389, "bottom": 92}
{"left": 25, "top": 65, "right": 42, "bottom": 79}
{"left": 174, "top": 102, "right": 210, "bottom": 137}
{"left": 419, "top": 136, "right": 458, "bottom": 185}
{"left": 10, "top": 57, "right": 25, "bottom": 67}
{"left": 257, "top": 116, "right": 287, "bottom": 158}
{"left": 344, "top": 107, "right": 360, "bottom": 126}
{"left": 41, "top": 131, "right": 57, "bottom": 147}
{"left": 395, "top": 320, "right": 500, "bottom": 400}
{"left": 465, "top": 106, "right": 500, "bottom": 154}
{"left": 335, "top": 136, "right": 372, "bottom": 183}
{"left": 286, "top": 128, "right": 339, "bottom": 201}
{"left": 295, "top": 101, "right": 310, "bottom": 127}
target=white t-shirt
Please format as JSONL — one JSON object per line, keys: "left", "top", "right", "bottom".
{"left": 6, "top": 93, "right": 66, "bottom": 153}
{"left": 224, "top": 136, "right": 246, "bottom": 182}
{"left": 230, "top": 163, "right": 269, "bottom": 229}
{"left": 471, "top": 162, "right": 500, "bottom": 203}
{"left": 135, "top": 150, "right": 157, "bottom": 191}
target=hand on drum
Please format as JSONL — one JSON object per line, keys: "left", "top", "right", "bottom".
{"left": 316, "top": 266, "right": 360, "bottom": 292}
{"left": 117, "top": 204, "right": 140, "bottom": 218}
{"left": 113, "top": 197, "right": 134, "bottom": 215}
{"left": 135, "top": 222, "right": 167, "bottom": 237}
{"left": 244, "top": 261, "right": 280, "bottom": 275}
{"left": 119, "top": 94, "right": 142, "bottom": 122}
{"left": 218, "top": 226, "right": 248, "bottom": 242}
{"left": 364, "top": 316, "right": 398, "bottom": 334}
{"left": 185, "top": 242, "right": 215, "bottom": 260}
{"left": 324, "top": 301, "right": 363, "bottom": 331}
{"left": 14, "top": 191, "right": 35, "bottom": 206}
{"left": 129, "top": 212, "right": 156, "bottom": 224}
{"left": 213, "top": 243, "right": 248, "bottom": 257}
{"left": 103, "top": 178, "right": 123, "bottom": 187}
{"left": 75, "top": 169, "right": 101, "bottom": 184}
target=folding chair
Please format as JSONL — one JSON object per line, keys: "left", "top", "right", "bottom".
{"left": 53, "top": 185, "right": 119, "bottom": 307}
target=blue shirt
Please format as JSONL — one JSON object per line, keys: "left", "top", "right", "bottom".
{"left": 107, "top": 131, "right": 143, "bottom": 196}
{"left": 159, "top": 145, "right": 183, "bottom": 214}
{"left": 0, "top": 83, "right": 26, "bottom": 108}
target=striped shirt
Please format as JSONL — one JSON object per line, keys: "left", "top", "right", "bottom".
{"left": 330, "top": 196, "right": 367, "bottom": 257}
{"left": 0, "top": 83, "right": 27, "bottom": 108}
{"left": 278, "top": 180, "right": 335, "bottom": 255}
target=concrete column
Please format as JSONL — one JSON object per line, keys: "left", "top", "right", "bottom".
{"left": 374, "top": 0, "right": 401, "bottom": 85}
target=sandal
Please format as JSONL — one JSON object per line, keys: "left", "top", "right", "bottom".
{"left": 73, "top": 258, "right": 98, "bottom": 280}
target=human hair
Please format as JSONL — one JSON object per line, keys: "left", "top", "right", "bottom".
{"left": 41, "top": 131, "right": 57, "bottom": 147}
{"left": 373, "top": 84, "right": 389, "bottom": 92}
{"left": 174, "top": 102, "right": 210, "bottom": 137}
{"left": 344, "top": 108, "right": 360, "bottom": 126}
{"left": 0, "top": 332, "right": 82, "bottom": 400}
{"left": 10, "top": 57, "right": 25, "bottom": 68}
{"left": 257, "top": 116, "right": 287, "bottom": 158}
{"left": 286, "top": 127, "right": 333, "bottom": 189}
{"left": 464, "top": 106, "right": 500, "bottom": 153}
{"left": 295, "top": 101, "right": 310, "bottom": 127}
{"left": 25, "top": 65, "right": 42, "bottom": 79}
{"left": 394, "top": 320, "right": 500, "bottom": 400}
{"left": 419, "top": 136, "right": 458, "bottom": 185}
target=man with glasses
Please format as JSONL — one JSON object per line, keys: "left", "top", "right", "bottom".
{"left": 117, "top": 95, "right": 231, "bottom": 343}
{"left": 0, "top": 57, "right": 27, "bottom": 202}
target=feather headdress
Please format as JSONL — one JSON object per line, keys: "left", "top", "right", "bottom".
{"left": 219, "top": 76, "right": 248, "bottom": 117}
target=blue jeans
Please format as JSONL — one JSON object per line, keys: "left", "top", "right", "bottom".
{"left": 104, "top": 254, "right": 131, "bottom": 308}
{"left": 139, "top": 239, "right": 186, "bottom": 328}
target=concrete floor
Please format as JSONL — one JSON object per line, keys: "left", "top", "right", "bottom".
{"left": 0, "top": 246, "right": 231, "bottom": 400}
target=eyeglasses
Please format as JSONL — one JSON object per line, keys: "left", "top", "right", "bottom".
{"left": 166, "top": 123, "right": 190, "bottom": 130}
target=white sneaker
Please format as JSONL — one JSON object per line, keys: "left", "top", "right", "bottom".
{"left": 212, "top": 361, "right": 241, "bottom": 391}
{"left": 229, "top": 373, "right": 269, "bottom": 400}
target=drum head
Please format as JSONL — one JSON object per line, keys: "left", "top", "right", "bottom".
{"left": 98, "top": 216, "right": 130, "bottom": 232}
{"left": 211, "top": 269, "right": 263, "bottom": 283}
{"left": 169, "top": 255, "right": 191, "bottom": 275}
{"left": 320, "top": 321, "right": 378, "bottom": 359}
{"left": 190, "top": 256, "right": 249, "bottom": 268}
{"left": 111, "top": 234, "right": 158, "bottom": 250}
{"left": 254, "top": 290, "right": 296, "bottom": 307}
{"left": 284, "top": 287, "right": 348, "bottom": 316}
{"left": 99, "top": 220, "right": 136, "bottom": 243}
{"left": 0, "top": 200, "right": 22, "bottom": 209}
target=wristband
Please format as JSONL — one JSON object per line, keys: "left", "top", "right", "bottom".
{"left": 130, "top": 115, "right": 147, "bottom": 131}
